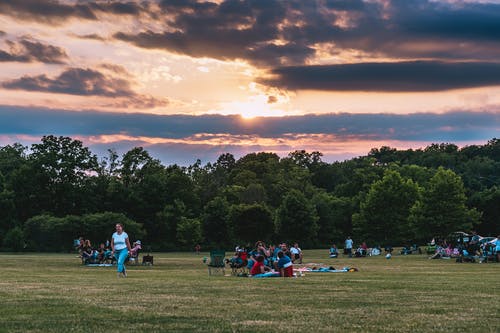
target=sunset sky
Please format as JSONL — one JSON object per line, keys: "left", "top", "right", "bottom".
{"left": 0, "top": 0, "right": 499, "bottom": 164}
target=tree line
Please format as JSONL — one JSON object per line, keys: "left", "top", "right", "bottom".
{"left": 0, "top": 135, "right": 498, "bottom": 251}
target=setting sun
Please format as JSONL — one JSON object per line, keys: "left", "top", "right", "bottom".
{"left": 214, "top": 95, "right": 288, "bottom": 119}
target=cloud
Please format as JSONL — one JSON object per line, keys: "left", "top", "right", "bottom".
{"left": 113, "top": 0, "right": 500, "bottom": 66}
{"left": 0, "top": 106, "right": 497, "bottom": 143}
{"left": 0, "top": 105, "right": 497, "bottom": 164}
{"left": 3, "top": 1, "right": 500, "bottom": 66}
{"left": 98, "top": 63, "right": 131, "bottom": 76}
{"left": 0, "top": 0, "right": 97, "bottom": 23}
{"left": 1, "top": 67, "right": 168, "bottom": 108}
{"left": 262, "top": 61, "right": 500, "bottom": 92}
{"left": 2, "top": 67, "right": 135, "bottom": 97}
{"left": 0, "top": 31, "right": 5, "bottom": 37}
{"left": 72, "top": 33, "right": 107, "bottom": 41}
{"left": 0, "top": 0, "right": 148, "bottom": 24}
{"left": 0, "top": 39, "right": 68, "bottom": 64}
{"left": 267, "top": 96, "right": 278, "bottom": 104}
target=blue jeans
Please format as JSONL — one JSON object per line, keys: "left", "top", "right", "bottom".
{"left": 115, "top": 248, "right": 129, "bottom": 273}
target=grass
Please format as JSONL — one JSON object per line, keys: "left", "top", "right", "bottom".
{"left": 0, "top": 250, "right": 498, "bottom": 333}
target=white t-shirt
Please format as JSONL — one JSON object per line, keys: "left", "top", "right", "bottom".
{"left": 290, "top": 247, "right": 301, "bottom": 255}
{"left": 112, "top": 231, "right": 129, "bottom": 251}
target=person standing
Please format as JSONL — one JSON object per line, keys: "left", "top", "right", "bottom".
{"left": 111, "top": 223, "right": 132, "bottom": 278}
{"left": 345, "top": 236, "right": 353, "bottom": 258}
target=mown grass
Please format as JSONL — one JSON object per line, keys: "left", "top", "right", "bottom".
{"left": 0, "top": 250, "right": 498, "bottom": 333}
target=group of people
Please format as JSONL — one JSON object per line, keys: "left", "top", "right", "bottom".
{"left": 429, "top": 234, "right": 500, "bottom": 262}
{"left": 76, "top": 238, "right": 113, "bottom": 264}
{"left": 76, "top": 223, "right": 142, "bottom": 277}
{"left": 329, "top": 237, "right": 380, "bottom": 258}
{"left": 229, "top": 241, "right": 304, "bottom": 277}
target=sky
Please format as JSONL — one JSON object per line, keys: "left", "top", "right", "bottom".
{"left": 0, "top": 0, "right": 499, "bottom": 165}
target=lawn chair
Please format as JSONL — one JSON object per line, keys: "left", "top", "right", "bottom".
{"left": 426, "top": 243, "right": 437, "bottom": 254}
{"left": 207, "top": 250, "right": 226, "bottom": 276}
{"left": 142, "top": 246, "right": 154, "bottom": 266}
{"left": 128, "top": 250, "right": 140, "bottom": 265}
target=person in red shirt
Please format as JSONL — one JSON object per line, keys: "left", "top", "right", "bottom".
{"left": 250, "top": 255, "right": 265, "bottom": 275}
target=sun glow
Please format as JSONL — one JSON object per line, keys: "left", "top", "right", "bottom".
{"left": 212, "top": 94, "right": 288, "bottom": 119}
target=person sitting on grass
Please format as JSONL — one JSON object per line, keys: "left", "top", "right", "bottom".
{"left": 81, "top": 240, "right": 94, "bottom": 264}
{"left": 97, "top": 243, "right": 107, "bottom": 263}
{"left": 250, "top": 255, "right": 266, "bottom": 276}
{"left": 361, "top": 242, "right": 368, "bottom": 256}
{"left": 329, "top": 244, "right": 338, "bottom": 258}
{"left": 277, "top": 251, "right": 294, "bottom": 277}
{"left": 76, "top": 237, "right": 84, "bottom": 256}
{"left": 290, "top": 243, "right": 303, "bottom": 264}
{"left": 254, "top": 241, "right": 270, "bottom": 258}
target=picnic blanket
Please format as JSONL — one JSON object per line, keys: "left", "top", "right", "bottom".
{"left": 251, "top": 272, "right": 280, "bottom": 278}
{"left": 300, "top": 266, "right": 358, "bottom": 273}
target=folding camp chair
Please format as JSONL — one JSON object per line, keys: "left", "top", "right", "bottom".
{"left": 207, "top": 250, "right": 226, "bottom": 276}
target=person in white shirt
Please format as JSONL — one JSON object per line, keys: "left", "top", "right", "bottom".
{"left": 290, "top": 243, "right": 303, "bottom": 264}
{"left": 111, "top": 223, "right": 132, "bottom": 278}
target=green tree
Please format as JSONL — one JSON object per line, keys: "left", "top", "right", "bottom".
{"left": 202, "top": 196, "right": 230, "bottom": 247}
{"left": 28, "top": 136, "right": 99, "bottom": 216}
{"left": 155, "top": 200, "right": 188, "bottom": 250}
{"left": 0, "top": 181, "right": 17, "bottom": 244}
{"left": 312, "top": 192, "right": 354, "bottom": 246}
{"left": 409, "top": 167, "right": 481, "bottom": 241}
{"left": 2, "top": 226, "right": 25, "bottom": 251}
{"left": 80, "top": 212, "right": 145, "bottom": 244}
{"left": 353, "top": 170, "right": 419, "bottom": 244}
{"left": 120, "top": 147, "right": 156, "bottom": 187}
{"left": 276, "top": 190, "right": 318, "bottom": 246}
{"left": 0, "top": 143, "right": 27, "bottom": 179}
{"left": 229, "top": 203, "right": 274, "bottom": 244}
{"left": 176, "top": 217, "right": 202, "bottom": 248}
{"left": 23, "top": 212, "right": 144, "bottom": 251}
{"left": 469, "top": 186, "right": 500, "bottom": 235}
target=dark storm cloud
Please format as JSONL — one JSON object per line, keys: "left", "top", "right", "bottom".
{"left": 117, "top": 0, "right": 500, "bottom": 66}
{"left": 0, "top": 39, "right": 68, "bottom": 64}
{"left": 113, "top": 0, "right": 296, "bottom": 65}
{"left": 2, "top": 1, "right": 500, "bottom": 65}
{"left": 0, "top": 106, "right": 497, "bottom": 143}
{"left": 263, "top": 61, "right": 500, "bottom": 92}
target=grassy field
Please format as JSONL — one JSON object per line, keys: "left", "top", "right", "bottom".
{"left": 0, "top": 250, "right": 498, "bottom": 333}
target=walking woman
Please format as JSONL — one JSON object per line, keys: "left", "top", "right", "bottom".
{"left": 111, "top": 223, "right": 132, "bottom": 278}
